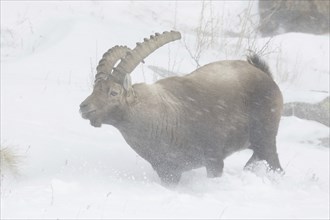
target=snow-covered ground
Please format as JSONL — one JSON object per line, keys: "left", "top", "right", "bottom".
{"left": 1, "top": 1, "right": 329, "bottom": 219}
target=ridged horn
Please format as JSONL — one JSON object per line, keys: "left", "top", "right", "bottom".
{"left": 95, "top": 45, "right": 131, "bottom": 81}
{"left": 112, "top": 31, "right": 181, "bottom": 83}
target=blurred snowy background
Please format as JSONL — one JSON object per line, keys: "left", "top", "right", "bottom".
{"left": 1, "top": 1, "right": 329, "bottom": 219}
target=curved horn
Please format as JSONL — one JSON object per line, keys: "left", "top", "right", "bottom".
{"left": 112, "top": 31, "right": 181, "bottom": 83}
{"left": 95, "top": 45, "right": 131, "bottom": 81}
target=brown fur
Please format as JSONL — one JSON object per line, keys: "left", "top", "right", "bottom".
{"left": 80, "top": 56, "right": 283, "bottom": 185}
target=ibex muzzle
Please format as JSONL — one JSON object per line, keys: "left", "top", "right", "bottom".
{"left": 79, "top": 31, "right": 283, "bottom": 185}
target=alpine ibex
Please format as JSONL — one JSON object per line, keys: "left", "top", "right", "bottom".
{"left": 80, "top": 31, "right": 283, "bottom": 185}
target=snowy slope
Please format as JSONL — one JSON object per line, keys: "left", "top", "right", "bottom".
{"left": 1, "top": 1, "right": 329, "bottom": 219}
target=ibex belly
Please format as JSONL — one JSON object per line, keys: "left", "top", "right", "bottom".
{"left": 120, "top": 109, "right": 249, "bottom": 172}
{"left": 120, "top": 122, "right": 205, "bottom": 171}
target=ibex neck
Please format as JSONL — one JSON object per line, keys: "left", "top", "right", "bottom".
{"left": 115, "top": 83, "right": 179, "bottom": 138}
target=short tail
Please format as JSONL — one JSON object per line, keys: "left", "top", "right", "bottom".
{"left": 246, "top": 52, "right": 273, "bottom": 79}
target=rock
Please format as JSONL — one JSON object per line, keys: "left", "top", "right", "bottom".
{"left": 258, "top": 0, "right": 329, "bottom": 36}
{"left": 283, "top": 96, "right": 329, "bottom": 127}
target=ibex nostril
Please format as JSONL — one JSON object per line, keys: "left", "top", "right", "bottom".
{"left": 80, "top": 102, "right": 88, "bottom": 109}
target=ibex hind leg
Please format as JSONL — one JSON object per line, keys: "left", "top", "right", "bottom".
{"left": 244, "top": 148, "right": 282, "bottom": 173}
{"left": 245, "top": 106, "right": 283, "bottom": 173}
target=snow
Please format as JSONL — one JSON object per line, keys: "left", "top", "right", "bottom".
{"left": 1, "top": 1, "right": 329, "bottom": 219}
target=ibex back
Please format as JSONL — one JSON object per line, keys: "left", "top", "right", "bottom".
{"left": 80, "top": 31, "right": 283, "bottom": 185}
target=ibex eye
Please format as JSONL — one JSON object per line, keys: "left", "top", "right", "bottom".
{"left": 110, "top": 91, "right": 118, "bottom": 96}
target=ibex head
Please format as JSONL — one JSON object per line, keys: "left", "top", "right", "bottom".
{"left": 79, "top": 31, "right": 181, "bottom": 127}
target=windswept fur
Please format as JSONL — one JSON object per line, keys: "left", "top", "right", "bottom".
{"left": 80, "top": 31, "right": 283, "bottom": 185}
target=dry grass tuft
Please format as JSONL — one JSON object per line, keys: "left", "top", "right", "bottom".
{"left": 0, "top": 146, "right": 21, "bottom": 177}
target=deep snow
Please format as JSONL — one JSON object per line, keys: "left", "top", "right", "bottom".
{"left": 1, "top": 1, "right": 329, "bottom": 219}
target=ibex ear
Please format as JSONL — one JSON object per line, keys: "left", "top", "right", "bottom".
{"left": 123, "top": 74, "right": 132, "bottom": 91}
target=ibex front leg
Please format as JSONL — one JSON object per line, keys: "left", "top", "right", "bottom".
{"left": 204, "top": 146, "right": 224, "bottom": 178}
{"left": 152, "top": 162, "right": 182, "bottom": 186}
